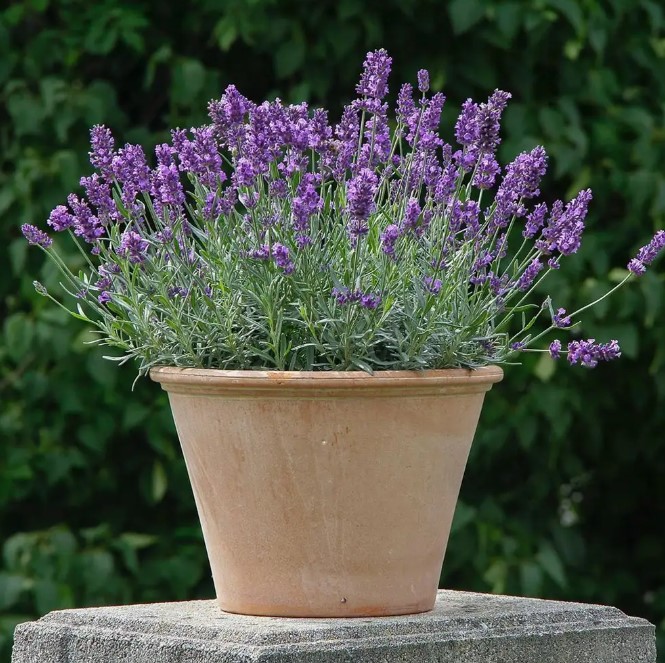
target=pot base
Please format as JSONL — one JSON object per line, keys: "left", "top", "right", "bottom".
{"left": 216, "top": 598, "right": 435, "bottom": 618}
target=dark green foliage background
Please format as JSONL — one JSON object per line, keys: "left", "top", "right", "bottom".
{"left": 1, "top": 0, "right": 664, "bottom": 659}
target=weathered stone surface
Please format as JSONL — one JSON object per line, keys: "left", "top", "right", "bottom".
{"left": 12, "top": 590, "right": 656, "bottom": 662}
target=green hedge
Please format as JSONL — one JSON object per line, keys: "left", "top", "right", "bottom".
{"left": 2, "top": 0, "right": 664, "bottom": 659}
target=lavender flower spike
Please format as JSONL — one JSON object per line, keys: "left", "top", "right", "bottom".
{"left": 47, "top": 205, "right": 75, "bottom": 232}
{"left": 118, "top": 230, "right": 149, "bottom": 264}
{"left": 22, "top": 224, "right": 52, "bottom": 248}
{"left": 89, "top": 125, "right": 115, "bottom": 179}
{"left": 356, "top": 49, "right": 392, "bottom": 100}
{"left": 629, "top": 229, "right": 665, "bottom": 275}
{"left": 417, "top": 69, "right": 430, "bottom": 93}
{"left": 549, "top": 340, "right": 562, "bottom": 359}
{"left": 567, "top": 339, "right": 621, "bottom": 368}
{"left": 347, "top": 168, "right": 378, "bottom": 238}
{"left": 271, "top": 243, "right": 295, "bottom": 275}
{"left": 516, "top": 258, "right": 543, "bottom": 291}
{"left": 552, "top": 308, "right": 571, "bottom": 327}
{"left": 381, "top": 224, "right": 401, "bottom": 258}
{"left": 628, "top": 259, "right": 646, "bottom": 276}
{"left": 475, "top": 90, "right": 512, "bottom": 153}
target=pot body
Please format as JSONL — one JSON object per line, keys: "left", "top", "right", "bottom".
{"left": 150, "top": 367, "right": 502, "bottom": 617}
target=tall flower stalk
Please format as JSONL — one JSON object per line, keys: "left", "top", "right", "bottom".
{"left": 21, "top": 50, "right": 664, "bottom": 374}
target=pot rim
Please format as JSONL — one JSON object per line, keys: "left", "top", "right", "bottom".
{"left": 150, "top": 365, "right": 503, "bottom": 397}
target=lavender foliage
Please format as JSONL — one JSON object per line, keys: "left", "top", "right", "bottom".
{"left": 21, "top": 50, "right": 664, "bottom": 374}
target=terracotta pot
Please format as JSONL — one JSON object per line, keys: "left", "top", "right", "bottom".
{"left": 150, "top": 366, "right": 503, "bottom": 617}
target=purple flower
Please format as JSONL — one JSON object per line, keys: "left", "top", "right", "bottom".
{"left": 172, "top": 126, "right": 224, "bottom": 188}
{"left": 538, "top": 189, "right": 592, "bottom": 256}
{"left": 424, "top": 276, "right": 442, "bottom": 294}
{"left": 510, "top": 341, "right": 526, "bottom": 351}
{"left": 472, "top": 250, "right": 494, "bottom": 277}
{"left": 489, "top": 271, "right": 510, "bottom": 296}
{"left": 80, "top": 174, "right": 118, "bottom": 223}
{"left": 89, "top": 125, "right": 115, "bottom": 179}
{"left": 271, "top": 243, "right": 295, "bottom": 274}
{"left": 98, "top": 291, "right": 112, "bottom": 304}
{"left": 455, "top": 99, "right": 479, "bottom": 147}
{"left": 516, "top": 258, "right": 544, "bottom": 291}
{"left": 151, "top": 163, "right": 185, "bottom": 210}
{"left": 331, "top": 106, "right": 360, "bottom": 180}
{"left": 203, "top": 193, "right": 222, "bottom": 219}
{"left": 333, "top": 287, "right": 381, "bottom": 309}
{"left": 629, "top": 229, "right": 665, "bottom": 274}
{"left": 279, "top": 150, "right": 308, "bottom": 178}
{"left": 356, "top": 49, "right": 392, "bottom": 100}
{"left": 356, "top": 107, "right": 391, "bottom": 167}
{"left": 347, "top": 168, "right": 378, "bottom": 239}
{"left": 95, "top": 275, "right": 112, "bottom": 291}
{"left": 155, "top": 143, "right": 174, "bottom": 166}
{"left": 308, "top": 109, "right": 332, "bottom": 153}
{"left": 249, "top": 244, "right": 270, "bottom": 261}
{"left": 417, "top": 69, "right": 430, "bottom": 93}
{"left": 156, "top": 225, "right": 174, "bottom": 244}
{"left": 524, "top": 203, "right": 548, "bottom": 238}
{"left": 475, "top": 90, "right": 511, "bottom": 154}
{"left": 449, "top": 199, "right": 480, "bottom": 237}
{"left": 218, "top": 188, "right": 238, "bottom": 215}
{"left": 208, "top": 84, "right": 253, "bottom": 147}
{"left": 403, "top": 198, "right": 421, "bottom": 232}
{"left": 292, "top": 173, "right": 322, "bottom": 234}
{"left": 552, "top": 307, "right": 571, "bottom": 327}
{"left": 68, "top": 194, "right": 104, "bottom": 243}
{"left": 418, "top": 93, "right": 446, "bottom": 151}
{"left": 381, "top": 224, "right": 401, "bottom": 258}
{"left": 491, "top": 147, "right": 548, "bottom": 231}
{"left": 21, "top": 224, "right": 52, "bottom": 248}
{"left": 167, "top": 286, "right": 189, "bottom": 299}
{"left": 472, "top": 154, "right": 500, "bottom": 189}
{"left": 397, "top": 83, "right": 419, "bottom": 143}
{"left": 112, "top": 144, "right": 151, "bottom": 205}
{"left": 567, "top": 338, "right": 621, "bottom": 368}
{"left": 598, "top": 340, "right": 621, "bottom": 362}
{"left": 454, "top": 149, "right": 478, "bottom": 173}
{"left": 360, "top": 293, "right": 381, "bottom": 309}
{"left": 628, "top": 259, "right": 646, "bottom": 276}
{"left": 118, "top": 230, "right": 149, "bottom": 264}
{"left": 268, "top": 178, "right": 288, "bottom": 199}
{"left": 454, "top": 90, "right": 511, "bottom": 160}
{"left": 549, "top": 340, "right": 562, "bottom": 359}
{"left": 434, "top": 164, "right": 457, "bottom": 204}
{"left": 233, "top": 157, "right": 258, "bottom": 188}
{"left": 332, "top": 287, "right": 353, "bottom": 305}
{"left": 238, "top": 191, "right": 259, "bottom": 209}
{"left": 47, "top": 205, "right": 75, "bottom": 232}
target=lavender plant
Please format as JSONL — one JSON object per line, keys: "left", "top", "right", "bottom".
{"left": 21, "top": 50, "right": 665, "bottom": 374}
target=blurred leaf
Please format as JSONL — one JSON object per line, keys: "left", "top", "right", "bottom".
{"left": 450, "top": 500, "right": 476, "bottom": 534}
{"left": 172, "top": 58, "right": 206, "bottom": 105}
{"left": 275, "top": 30, "right": 306, "bottom": 78}
{"left": 448, "top": 0, "right": 486, "bottom": 34}
{"left": 152, "top": 460, "right": 168, "bottom": 502}
{"left": 3, "top": 313, "right": 34, "bottom": 361}
{"left": 0, "top": 574, "right": 25, "bottom": 611}
{"left": 214, "top": 17, "right": 238, "bottom": 51}
{"left": 33, "top": 580, "right": 60, "bottom": 615}
{"left": 537, "top": 543, "right": 567, "bottom": 588}
{"left": 520, "top": 562, "right": 544, "bottom": 596}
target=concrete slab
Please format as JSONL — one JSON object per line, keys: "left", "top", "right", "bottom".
{"left": 12, "top": 589, "right": 656, "bottom": 662}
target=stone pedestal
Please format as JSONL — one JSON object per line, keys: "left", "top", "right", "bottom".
{"left": 12, "top": 590, "right": 656, "bottom": 662}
